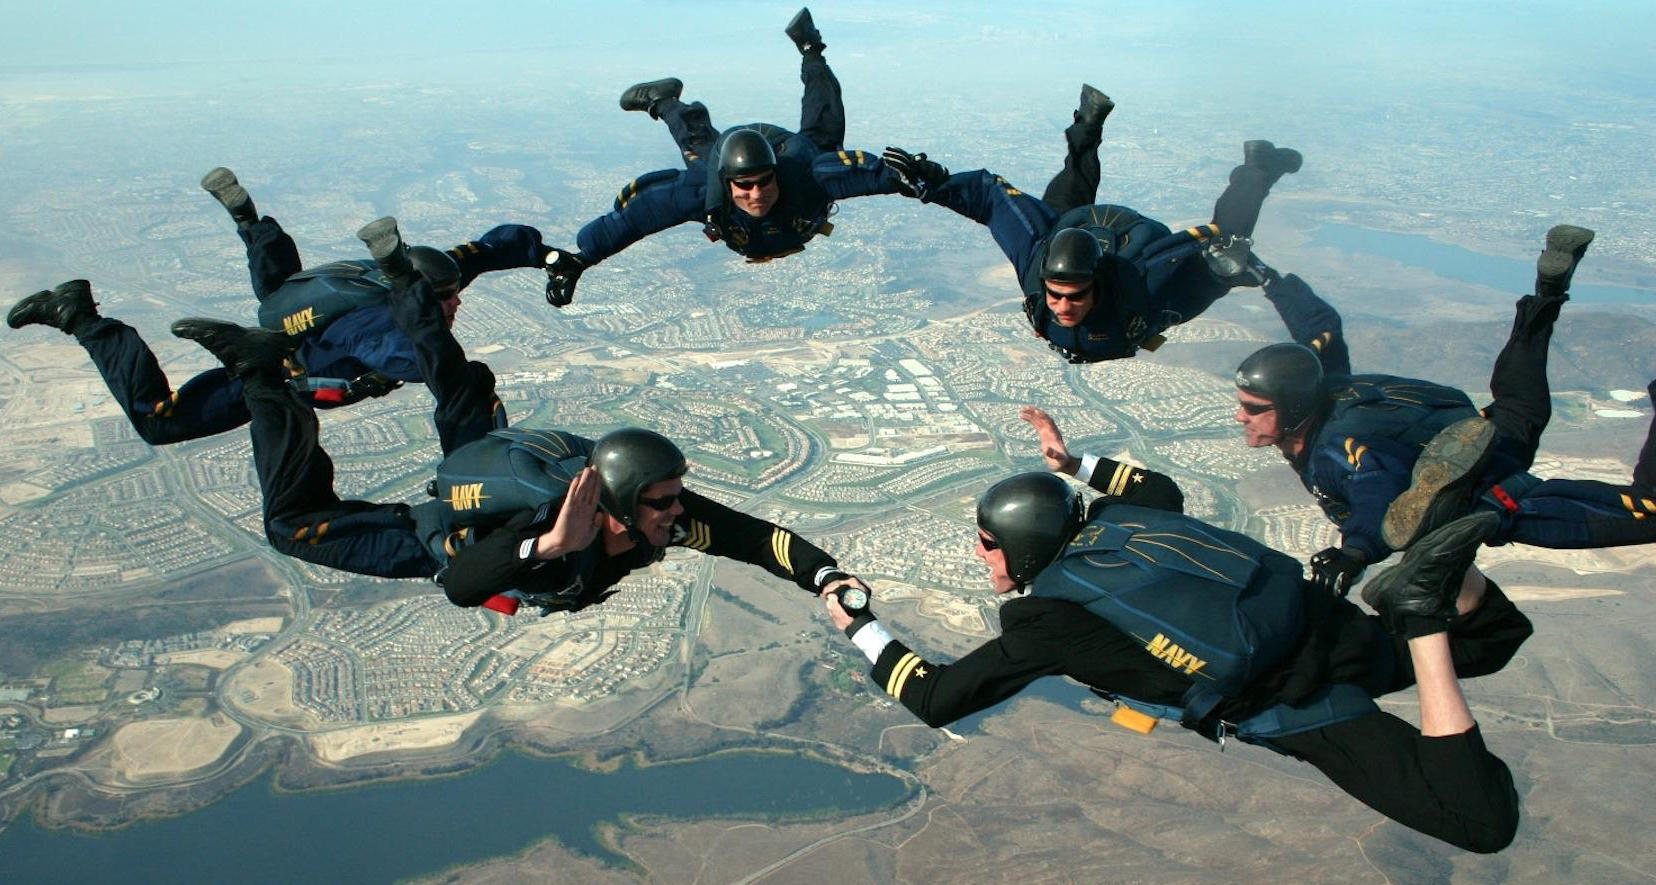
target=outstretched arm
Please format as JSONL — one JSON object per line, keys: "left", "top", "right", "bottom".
{"left": 448, "top": 224, "right": 553, "bottom": 291}
{"left": 676, "top": 489, "right": 843, "bottom": 593}
{"left": 573, "top": 172, "right": 707, "bottom": 266}
{"left": 912, "top": 165, "right": 1057, "bottom": 279}
{"left": 1262, "top": 272, "right": 1352, "bottom": 375}
{"left": 811, "top": 148, "right": 906, "bottom": 199}
{"left": 824, "top": 594, "right": 1062, "bottom": 728}
{"left": 1020, "top": 406, "right": 1185, "bottom": 511}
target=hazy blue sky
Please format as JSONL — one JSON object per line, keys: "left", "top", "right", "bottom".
{"left": 3, "top": 1, "right": 1653, "bottom": 98}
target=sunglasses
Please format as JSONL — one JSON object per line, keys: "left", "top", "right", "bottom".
{"left": 1238, "top": 400, "right": 1276, "bottom": 416}
{"left": 729, "top": 171, "right": 775, "bottom": 192}
{"left": 1043, "top": 283, "right": 1094, "bottom": 303}
{"left": 637, "top": 492, "right": 681, "bottom": 512}
{"left": 978, "top": 533, "right": 1001, "bottom": 551}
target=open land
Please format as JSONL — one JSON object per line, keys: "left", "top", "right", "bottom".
{"left": 2, "top": 22, "right": 1656, "bottom": 883}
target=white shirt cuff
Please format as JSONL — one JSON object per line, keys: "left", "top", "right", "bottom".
{"left": 1075, "top": 453, "right": 1101, "bottom": 484}
{"left": 849, "top": 621, "right": 894, "bottom": 664}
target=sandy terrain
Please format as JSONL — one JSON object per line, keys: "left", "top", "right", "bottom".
{"left": 1502, "top": 585, "right": 1626, "bottom": 602}
{"left": 110, "top": 714, "right": 242, "bottom": 780}
{"left": 222, "top": 658, "right": 324, "bottom": 729}
{"left": 308, "top": 711, "right": 485, "bottom": 763}
{"left": 157, "top": 649, "right": 247, "bottom": 669}
{"left": 0, "top": 481, "right": 51, "bottom": 505}
{"left": 220, "top": 617, "right": 285, "bottom": 634}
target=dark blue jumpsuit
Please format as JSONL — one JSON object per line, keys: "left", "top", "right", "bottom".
{"left": 913, "top": 146, "right": 1283, "bottom": 363}
{"left": 1266, "top": 273, "right": 1656, "bottom": 557}
{"left": 574, "top": 55, "right": 900, "bottom": 265}
{"left": 241, "top": 275, "right": 843, "bottom": 597}
{"left": 70, "top": 219, "right": 547, "bottom": 445}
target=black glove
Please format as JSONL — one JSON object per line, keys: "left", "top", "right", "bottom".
{"left": 544, "top": 249, "right": 587, "bottom": 307}
{"left": 882, "top": 146, "right": 949, "bottom": 198}
{"left": 1310, "top": 546, "right": 1369, "bottom": 596}
{"left": 346, "top": 371, "right": 403, "bottom": 401}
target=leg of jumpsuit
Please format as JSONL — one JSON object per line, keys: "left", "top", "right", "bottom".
{"left": 1141, "top": 163, "right": 1284, "bottom": 329}
{"left": 384, "top": 279, "right": 504, "bottom": 458}
{"left": 243, "top": 368, "right": 438, "bottom": 579}
{"left": 1269, "top": 579, "right": 1531, "bottom": 853}
{"left": 1210, "top": 164, "right": 1275, "bottom": 240}
{"left": 1476, "top": 297, "right": 1656, "bottom": 546}
{"left": 1481, "top": 292, "right": 1567, "bottom": 475}
{"left": 1497, "top": 476, "right": 1656, "bottom": 547}
{"left": 656, "top": 99, "right": 720, "bottom": 168}
{"left": 73, "top": 317, "right": 251, "bottom": 445}
{"left": 1040, "top": 116, "right": 1103, "bottom": 214}
{"left": 1636, "top": 380, "right": 1656, "bottom": 487}
{"left": 237, "top": 216, "right": 304, "bottom": 301}
{"left": 797, "top": 51, "right": 845, "bottom": 153}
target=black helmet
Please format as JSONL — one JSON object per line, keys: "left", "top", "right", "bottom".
{"left": 717, "top": 129, "right": 777, "bottom": 180}
{"left": 408, "top": 246, "right": 461, "bottom": 292}
{"left": 1235, "top": 343, "right": 1325, "bottom": 434}
{"left": 976, "top": 472, "right": 1085, "bottom": 586}
{"left": 1040, "top": 228, "right": 1102, "bottom": 284}
{"left": 590, "top": 428, "right": 687, "bottom": 527}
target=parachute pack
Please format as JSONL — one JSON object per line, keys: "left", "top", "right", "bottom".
{"left": 429, "top": 428, "right": 595, "bottom": 538}
{"left": 1030, "top": 503, "right": 1375, "bottom": 747}
{"left": 255, "top": 260, "right": 391, "bottom": 343}
{"left": 1051, "top": 204, "right": 1174, "bottom": 265}
{"left": 1322, "top": 374, "right": 1481, "bottom": 450}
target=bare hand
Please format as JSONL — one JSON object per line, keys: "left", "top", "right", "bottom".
{"left": 535, "top": 467, "right": 603, "bottom": 558}
{"left": 1019, "top": 405, "right": 1076, "bottom": 474}
{"left": 821, "top": 589, "right": 854, "bottom": 632}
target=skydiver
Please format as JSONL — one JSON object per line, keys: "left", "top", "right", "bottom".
{"left": 1233, "top": 224, "right": 1656, "bottom": 592}
{"left": 172, "top": 217, "right": 866, "bottom": 614}
{"left": 881, "top": 100, "right": 1300, "bottom": 363}
{"left": 5, "top": 168, "right": 551, "bottom": 446}
{"left": 542, "top": 8, "right": 909, "bottom": 305}
{"left": 822, "top": 470, "right": 1527, "bottom": 852}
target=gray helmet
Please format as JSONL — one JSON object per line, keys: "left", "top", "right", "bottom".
{"left": 590, "top": 428, "right": 687, "bottom": 527}
{"left": 407, "top": 246, "right": 461, "bottom": 292}
{"left": 976, "top": 472, "right": 1085, "bottom": 586}
{"left": 1040, "top": 228, "right": 1102, "bottom": 284}
{"left": 717, "top": 129, "right": 777, "bottom": 181}
{"left": 1235, "top": 343, "right": 1325, "bottom": 434}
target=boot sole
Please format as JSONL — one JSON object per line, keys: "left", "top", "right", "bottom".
{"left": 1537, "top": 224, "right": 1595, "bottom": 289}
{"left": 1545, "top": 224, "right": 1595, "bottom": 258}
{"left": 356, "top": 217, "right": 404, "bottom": 261}
{"left": 200, "top": 167, "right": 250, "bottom": 210}
{"left": 1382, "top": 415, "right": 1497, "bottom": 550}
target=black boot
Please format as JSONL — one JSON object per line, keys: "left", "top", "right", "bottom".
{"left": 1535, "top": 223, "right": 1594, "bottom": 300}
{"left": 1382, "top": 415, "right": 1498, "bottom": 551}
{"left": 1242, "top": 140, "right": 1303, "bottom": 185}
{"left": 201, "top": 167, "right": 259, "bottom": 227}
{"left": 7, "top": 279, "right": 98, "bottom": 334}
{"left": 171, "top": 318, "right": 293, "bottom": 379}
{"left": 785, "top": 7, "right": 824, "bottom": 55}
{"left": 356, "top": 217, "right": 420, "bottom": 289}
{"left": 1362, "top": 512, "right": 1499, "bottom": 637}
{"left": 1076, "top": 83, "right": 1114, "bottom": 131}
{"left": 619, "top": 77, "right": 683, "bottom": 117}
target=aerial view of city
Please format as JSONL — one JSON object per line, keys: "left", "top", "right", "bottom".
{"left": 1, "top": 2, "right": 1654, "bottom": 883}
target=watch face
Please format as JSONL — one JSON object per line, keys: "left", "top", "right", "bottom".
{"left": 838, "top": 586, "right": 869, "bottom": 612}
